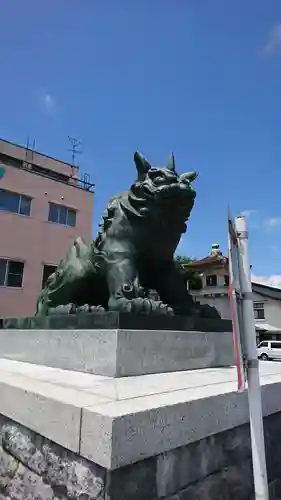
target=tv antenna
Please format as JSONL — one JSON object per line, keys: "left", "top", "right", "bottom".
{"left": 68, "top": 136, "right": 82, "bottom": 167}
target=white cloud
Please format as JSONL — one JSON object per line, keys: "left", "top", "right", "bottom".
{"left": 262, "top": 22, "right": 281, "bottom": 55}
{"left": 240, "top": 209, "right": 256, "bottom": 218}
{"left": 252, "top": 274, "right": 281, "bottom": 288}
{"left": 43, "top": 93, "right": 56, "bottom": 115}
{"left": 266, "top": 216, "right": 281, "bottom": 229}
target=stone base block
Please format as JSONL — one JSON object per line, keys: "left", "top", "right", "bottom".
{"left": 0, "top": 328, "right": 235, "bottom": 377}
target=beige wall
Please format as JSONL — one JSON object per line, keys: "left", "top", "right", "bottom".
{"left": 0, "top": 164, "right": 93, "bottom": 317}
{"left": 189, "top": 266, "right": 230, "bottom": 319}
{"left": 193, "top": 295, "right": 231, "bottom": 320}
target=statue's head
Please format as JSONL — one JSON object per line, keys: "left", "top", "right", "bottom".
{"left": 132, "top": 151, "right": 198, "bottom": 230}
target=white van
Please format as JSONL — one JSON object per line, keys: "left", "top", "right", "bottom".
{"left": 257, "top": 340, "right": 281, "bottom": 361}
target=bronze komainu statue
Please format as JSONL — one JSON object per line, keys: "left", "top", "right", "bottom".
{"left": 36, "top": 152, "right": 218, "bottom": 318}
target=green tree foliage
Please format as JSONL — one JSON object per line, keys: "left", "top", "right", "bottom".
{"left": 175, "top": 255, "right": 203, "bottom": 290}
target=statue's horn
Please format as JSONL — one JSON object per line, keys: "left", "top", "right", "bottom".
{"left": 134, "top": 152, "right": 151, "bottom": 181}
{"left": 167, "top": 152, "right": 176, "bottom": 171}
{"left": 180, "top": 171, "right": 198, "bottom": 184}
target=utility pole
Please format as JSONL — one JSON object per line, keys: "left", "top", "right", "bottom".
{"left": 235, "top": 215, "right": 269, "bottom": 500}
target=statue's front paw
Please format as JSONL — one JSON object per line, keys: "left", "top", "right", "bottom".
{"left": 48, "top": 304, "right": 76, "bottom": 315}
{"left": 108, "top": 296, "right": 174, "bottom": 316}
{"left": 132, "top": 298, "right": 174, "bottom": 316}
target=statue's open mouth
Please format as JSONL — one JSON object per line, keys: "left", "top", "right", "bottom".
{"left": 157, "top": 183, "right": 195, "bottom": 210}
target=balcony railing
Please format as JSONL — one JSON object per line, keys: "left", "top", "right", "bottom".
{"left": 0, "top": 152, "right": 95, "bottom": 193}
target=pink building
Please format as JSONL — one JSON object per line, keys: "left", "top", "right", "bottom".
{"left": 0, "top": 138, "right": 94, "bottom": 318}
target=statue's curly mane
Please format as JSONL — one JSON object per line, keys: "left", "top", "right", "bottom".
{"left": 94, "top": 176, "right": 164, "bottom": 253}
{"left": 94, "top": 195, "right": 122, "bottom": 252}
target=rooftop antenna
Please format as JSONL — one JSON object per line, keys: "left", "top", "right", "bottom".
{"left": 68, "top": 136, "right": 82, "bottom": 175}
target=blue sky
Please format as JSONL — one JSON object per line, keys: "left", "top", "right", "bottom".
{"left": 1, "top": 1, "right": 281, "bottom": 284}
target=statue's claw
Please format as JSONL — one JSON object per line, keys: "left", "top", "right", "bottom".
{"left": 107, "top": 281, "right": 174, "bottom": 316}
{"left": 47, "top": 304, "right": 105, "bottom": 315}
{"left": 108, "top": 296, "right": 174, "bottom": 316}
{"left": 76, "top": 305, "right": 105, "bottom": 313}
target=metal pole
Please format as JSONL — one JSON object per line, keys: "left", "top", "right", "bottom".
{"left": 235, "top": 215, "right": 269, "bottom": 500}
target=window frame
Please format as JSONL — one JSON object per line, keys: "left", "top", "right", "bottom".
{"left": 41, "top": 264, "right": 57, "bottom": 289}
{"left": 0, "top": 258, "right": 25, "bottom": 288}
{"left": 19, "top": 194, "right": 32, "bottom": 216}
{"left": 206, "top": 274, "right": 218, "bottom": 287}
{"left": 0, "top": 188, "right": 32, "bottom": 217}
{"left": 253, "top": 301, "right": 265, "bottom": 320}
{"left": 48, "top": 202, "right": 77, "bottom": 227}
{"left": 224, "top": 274, "right": 229, "bottom": 287}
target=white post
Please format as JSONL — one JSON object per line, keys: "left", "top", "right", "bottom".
{"left": 235, "top": 216, "right": 269, "bottom": 500}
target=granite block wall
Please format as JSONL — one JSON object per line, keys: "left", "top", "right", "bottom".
{"left": 0, "top": 412, "right": 281, "bottom": 500}
{"left": 0, "top": 415, "right": 104, "bottom": 500}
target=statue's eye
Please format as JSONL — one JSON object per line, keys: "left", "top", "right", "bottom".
{"left": 153, "top": 175, "right": 165, "bottom": 185}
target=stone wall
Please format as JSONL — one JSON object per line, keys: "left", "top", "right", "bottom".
{"left": 0, "top": 413, "right": 281, "bottom": 500}
{"left": 0, "top": 415, "right": 105, "bottom": 500}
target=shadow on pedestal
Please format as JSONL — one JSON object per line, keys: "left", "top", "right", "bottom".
{"left": 0, "top": 312, "right": 232, "bottom": 332}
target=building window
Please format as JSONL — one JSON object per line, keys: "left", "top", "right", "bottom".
{"left": 224, "top": 275, "right": 229, "bottom": 287}
{"left": 0, "top": 259, "right": 24, "bottom": 287}
{"left": 42, "top": 264, "right": 57, "bottom": 289}
{"left": 0, "top": 189, "right": 31, "bottom": 216}
{"left": 253, "top": 302, "right": 265, "bottom": 320}
{"left": 206, "top": 274, "right": 217, "bottom": 287}
{"left": 48, "top": 203, "right": 76, "bottom": 227}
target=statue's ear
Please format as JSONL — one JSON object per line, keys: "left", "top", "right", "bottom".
{"left": 134, "top": 152, "right": 151, "bottom": 181}
{"left": 180, "top": 171, "right": 198, "bottom": 184}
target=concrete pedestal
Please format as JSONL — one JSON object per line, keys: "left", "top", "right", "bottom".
{"left": 0, "top": 328, "right": 235, "bottom": 376}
